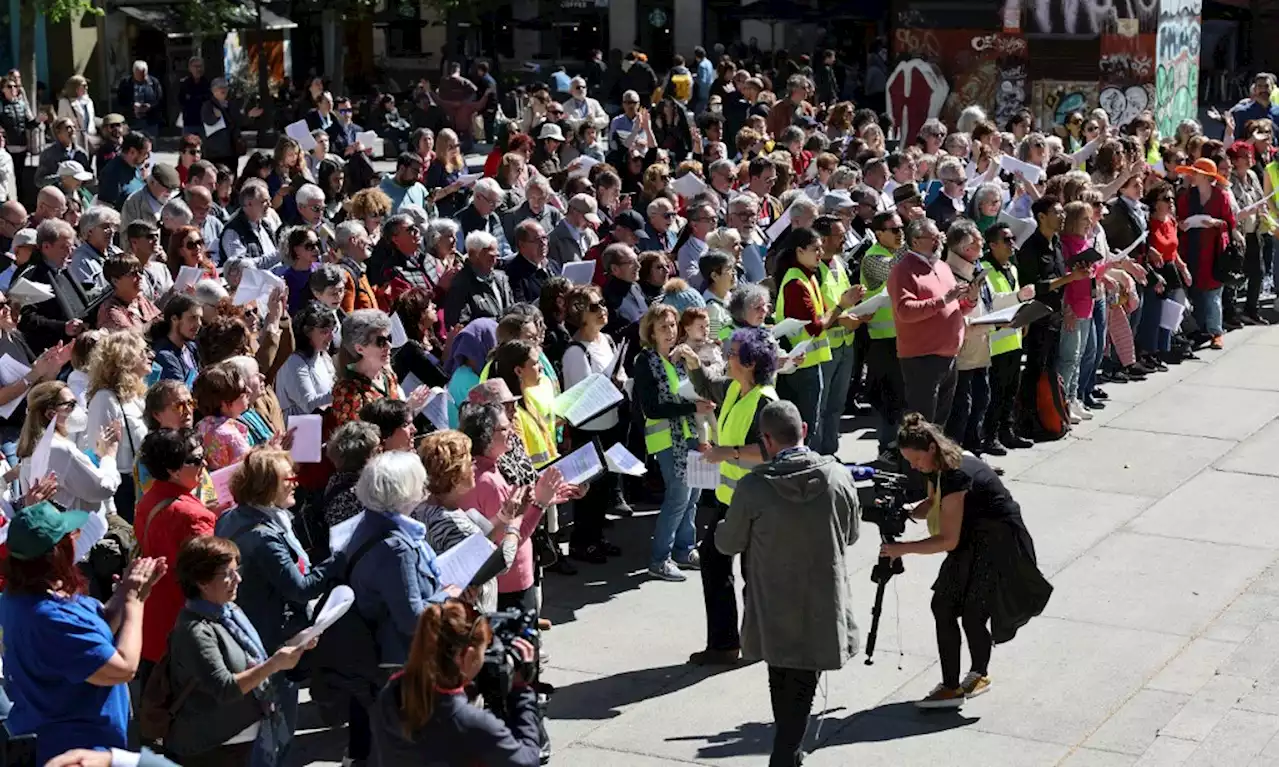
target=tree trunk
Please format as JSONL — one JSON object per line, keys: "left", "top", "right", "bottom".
{"left": 255, "top": 0, "right": 275, "bottom": 146}
{"left": 323, "top": 9, "right": 346, "bottom": 98}
{"left": 18, "top": 2, "right": 38, "bottom": 113}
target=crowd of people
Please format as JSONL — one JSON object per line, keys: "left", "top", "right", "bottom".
{"left": 0, "top": 44, "right": 1274, "bottom": 767}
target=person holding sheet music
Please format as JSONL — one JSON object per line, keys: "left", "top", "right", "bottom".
{"left": 561, "top": 285, "right": 630, "bottom": 562}
{"left": 328, "top": 309, "right": 432, "bottom": 433}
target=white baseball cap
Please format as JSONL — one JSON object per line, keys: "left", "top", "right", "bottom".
{"left": 56, "top": 161, "right": 93, "bottom": 182}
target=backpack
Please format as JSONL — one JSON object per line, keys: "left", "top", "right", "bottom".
{"left": 307, "top": 531, "right": 394, "bottom": 726}
{"left": 1034, "top": 370, "right": 1071, "bottom": 441}
{"left": 81, "top": 512, "right": 136, "bottom": 601}
{"left": 138, "top": 640, "right": 199, "bottom": 744}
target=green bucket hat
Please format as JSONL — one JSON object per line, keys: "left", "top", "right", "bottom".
{"left": 6, "top": 502, "right": 90, "bottom": 561}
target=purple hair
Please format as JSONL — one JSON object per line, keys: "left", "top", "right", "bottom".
{"left": 730, "top": 326, "right": 778, "bottom": 386}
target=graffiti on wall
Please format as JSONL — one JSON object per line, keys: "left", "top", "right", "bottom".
{"left": 886, "top": 59, "right": 950, "bottom": 142}
{"left": 891, "top": 29, "right": 1029, "bottom": 127}
{"left": 1032, "top": 80, "right": 1100, "bottom": 129}
{"left": 1099, "top": 83, "right": 1155, "bottom": 126}
{"left": 894, "top": 28, "right": 941, "bottom": 60}
{"left": 1154, "top": 0, "right": 1201, "bottom": 137}
{"left": 995, "top": 63, "right": 1029, "bottom": 127}
{"left": 1027, "top": 0, "right": 1161, "bottom": 35}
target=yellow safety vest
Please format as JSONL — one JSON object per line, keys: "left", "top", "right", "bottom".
{"left": 516, "top": 402, "right": 557, "bottom": 467}
{"left": 983, "top": 259, "right": 1022, "bottom": 356}
{"left": 817, "top": 257, "right": 853, "bottom": 349}
{"left": 714, "top": 381, "right": 777, "bottom": 505}
{"left": 643, "top": 357, "right": 694, "bottom": 454}
{"left": 774, "top": 267, "right": 833, "bottom": 369}
{"left": 479, "top": 361, "right": 491, "bottom": 382}
{"left": 859, "top": 244, "right": 897, "bottom": 340}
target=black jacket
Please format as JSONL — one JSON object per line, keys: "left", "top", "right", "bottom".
{"left": 925, "top": 192, "right": 966, "bottom": 233}
{"left": 503, "top": 253, "right": 559, "bottom": 305}
{"left": 443, "top": 262, "right": 514, "bottom": 328}
{"left": 16, "top": 257, "right": 90, "bottom": 354}
{"left": 1016, "top": 230, "right": 1066, "bottom": 315}
{"left": 115, "top": 75, "right": 164, "bottom": 124}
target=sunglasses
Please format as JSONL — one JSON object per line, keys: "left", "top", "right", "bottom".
{"left": 302, "top": 241, "right": 320, "bottom": 251}
{"left": 338, "top": 108, "right": 353, "bottom": 114}
{"left": 183, "top": 454, "right": 206, "bottom": 467}
{"left": 373, "top": 335, "right": 393, "bottom": 348}
{"left": 662, "top": 211, "right": 678, "bottom": 219}
{"left": 588, "top": 300, "right": 606, "bottom": 311}
{"left": 183, "top": 148, "right": 201, "bottom": 155}
{"left": 53, "top": 400, "right": 77, "bottom": 411}
{"left": 184, "top": 238, "right": 204, "bottom": 248}
{"left": 880, "top": 226, "right": 903, "bottom": 233}
{"left": 172, "top": 399, "right": 195, "bottom": 412}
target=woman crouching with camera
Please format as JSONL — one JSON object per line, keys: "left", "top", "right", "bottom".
{"left": 371, "top": 600, "right": 542, "bottom": 766}
{"left": 880, "top": 413, "right": 1051, "bottom": 710}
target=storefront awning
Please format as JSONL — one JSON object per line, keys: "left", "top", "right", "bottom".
{"left": 117, "top": 4, "right": 298, "bottom": 39}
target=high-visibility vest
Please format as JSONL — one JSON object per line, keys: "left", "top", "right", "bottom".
{"left": 859, "top": 244, "right": 897, "bottom": 340}
{"left": 1262, "top": 160, "right": 1279, "bottom": 234}
{"left": 516, "top": 402, "right": 557, "bottom": 467}
{"left": 983, "top": 258, "right": 1022, "bottom": 356}
{"left": 643, "top": 357, "right": 694, "bottom": 454}
{"left": 714, "top": 381, "right": 777, "bottom": 505}
{"left": 817, "top": 257, "right": 852, "bottom": 349}
{"left": 774, "top": 267, "right": 833, "bottom": 369}
{"left": 479, "top": 361, "right": 491, "bottom": 381}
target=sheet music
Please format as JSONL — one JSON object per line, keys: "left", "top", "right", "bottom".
{"left": 672, "top": 172, "right": 708, "bottom": 198}
{"left": 553, "top": 373, "right": 623, "bottom": 426}
{"left": 29, "top": 421, "right": 57, "bottom": 483}
{"left": 328, "top": 511, "right": 365, "bottom": 555}
{"left": 968, "top": 304, "right": 1020, "bottom": 326}
{"left": 999, "top": 154, "right": 1044, "bottom": 184}
{"left": 210, "top": 462, "right": 240, "bottom": 507}
{"left": 287, "top": 585, "right": 354, "bottom": 647}
{"left": 849, "top": 291, "right": 889, "bottom": 317}
{"left": 355, "top": 130, "right": 379, "bottom": 148}
{"left": 173, "top": 265, "right": 203, "bottom": 294}
{"left": 677, "top": 377, "right": 699, "bottom": 401}
{"left": 686, "top": 451, "right": 721, "bottom": 490}
{"left": 1182, "top": 214, "right": 1215, "bottom": 229}
{"left": 1159, "top": 298, "right": 1187, "bottom": 330}
{"left": 287, "top": 415, "right": 323, "bottom": 463}
{"left": 401, "top": 372, "right": 425, "bottom": 397}
{"left": 770, "top": 317, "right": 807, "bottom": 339}
{"left": 0, "top": 355, "right": 31, "bottom": 419}
{"left": 233, "top": 267, "right": 284, "bottom": 307}
{"left": 424, "top": 388, "right": 451, "bottom": 430}
{"left": 285, "top": 120, "right": 317, "bottom": 151}
{"left": 766, "top": 209, "right": 793, "bottom": 244}
{"left": 1113, "top": 232, "right": 1149, "bottom": 261}
{"left": 604, "top": 442, "right": 646, "bottom": 475}
{"left": 435, "top": 533, "right": 498, "bottom": 589}
{"left": 389, "top": 313, "right": 409, "bottom": 348}
{"left": 542, "top": 442, "right": 604, "bottom": 486}
{"left": 562, "top": 261, "right": 597, "bottom": 286}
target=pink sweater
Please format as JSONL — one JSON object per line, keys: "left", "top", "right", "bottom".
{"left": 1061, "top": 234, "right": 1095, "bottom": 319}
{"left": 459, "top": 455, "right": 545, "bottom": 594}
{"left": 887, "top": 252, "right": 966, "bottom": 359}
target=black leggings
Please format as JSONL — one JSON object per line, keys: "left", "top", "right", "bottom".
{"left": 930, "top": 591, "right": 993, "bottom": 689}
{"left": 767, "top": 666, "right": 819, "bottom": 767}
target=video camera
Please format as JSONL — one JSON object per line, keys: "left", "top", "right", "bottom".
{"left": 483, "top": 607, "right": 539, "bottom": 697}
{"left": 850, "top": 465, "right": 912, "bottom": 665}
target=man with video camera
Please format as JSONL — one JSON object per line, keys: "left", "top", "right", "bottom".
{"left": 715, "top": 400, "right": 860, "bottom": 767}
{"left": 879, "top": 414, "right": 1051, "bottom": 710}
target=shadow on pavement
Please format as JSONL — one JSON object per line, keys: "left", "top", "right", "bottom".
{"left": 548, "top": 662, "right": 738, "bottom": 722}
{"left": 665, "top": 706, "right": 847, "bottom": 760}
{"left": 813, "top": 701, "right": 980, "bottom": 748}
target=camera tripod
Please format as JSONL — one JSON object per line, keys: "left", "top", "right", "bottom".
{"left": 864, "top": 535, "right": 904, "bottom": 666}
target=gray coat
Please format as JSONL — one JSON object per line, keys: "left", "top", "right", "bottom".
{"left": 165, "top": 607, "right": 273, "bottom": 757}
{"left": 716, "top": 449, "right": 861, "bottom": 671}
{"left": 546, "top": 218, "right": 597, "bottom": 270}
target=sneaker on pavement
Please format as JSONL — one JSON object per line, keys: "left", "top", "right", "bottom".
{"left": 676, "top": 550, "right": 701, "bottom": 570}
{"left": 648, "top": 560, "right": 687, "bottom": 581}
{"left": 1210, "top": 334, "right": 1225, "bottom": 350}
{"left": 961, "top": 672, "right": 991, "bottom": 698}
{"left": 607, "top": 500, "right": 635, "bottom": 518}
{"left": 915, "top": 683, "right": 966, "bottom": 709}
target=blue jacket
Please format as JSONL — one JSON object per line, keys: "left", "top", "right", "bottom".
{"left": 215, "top": 504, "right": 344, "bottom": 652}
{"left": 154, "top": 336, "right": 200, "bottom": 386}
{"left": 346, "top": 510, "right": 448, "bottom": 665}
{"left": 98, "top": 156, "right": 142, "bottom": 209}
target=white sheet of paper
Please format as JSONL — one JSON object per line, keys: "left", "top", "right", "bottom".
{"left": 672, "top": 173, "right": 708, "bottom": 198}
{"left": 173, "top": 265, "right": 203, "bottom": 294}
{"left": 786, "top": 338, "right": 814, "bottom": 359}
{"left": 287, "top": 415, "right": 323, "bottom": 463}
{"left": 328, "top": 511, "right": 364, "bottom": 555}
{"left": 766, "top": 209, "right": 793, "bottom": 244}
{"left": 203, "top": 115, "right": 227, "bottom": 136}
{"left": 685, "top": 451, "right": 721, "bottom": 490}
{"left": 287, "top": 585, "right": 355, "bottom": 647}
{"left": 285, "top": 120, "right": 317, "bottom": 151}
{"left": 0, "top": 355, "right": 32, "bottom": 419}
{"left": 604, "top": 442, "right": 646, "bottom": 476}
{"left": 435, "top": 533, "right": 498, "bottom": 589}
{"left": 389, "top": 313, "right": 409, "bottom": 348}
{"left": 1239, "top": 197, "right": 1273, "bottom": 217}
{"left": 233, "top": 267, "right": 285, "bottom": 307}
{"left": 401, "top": 372, "right": 425, "bottom": 397}
{"left": 355, "top": 130, "right": 379, "bottom": 148}
{"left": 562, "top": 261, "right": 597, "bottom": 285}
{"left": 424, "top": 388, "right": 451, "bottom": 430}
{"left": 677, "top": 377, "right": 699, "bottom": 401}
{"left": 770, "top": 317, "right": 807, "bottom": 339}
{"left": 568, "top": 155, "right": 600, "bottom": 179}
{"left": 999, "top": 154, "right": 1044, "bottom": 185}
{"left": 7, "top": 278, "right": 55, "bottom": 306}
{"left": 457, "top": 173, "right": 483, "bottom": 187}
{"left": 1113, "top": 232, "right": 1149, "bottom": 261}
{"left": 210, "top": 462, "right": 240, "bottom": 506}
{"left": 998, "top": 211, "right": 1038, "bottom": 248}
{"left": 29, "top": 420, "right": 57, "bottom": 484}
{"left": 1159, "top": 298, "right": 1187, "bottom": 330}
{"left": 969, "top": 304, "right": 1020, "bottom": 326}
{"left": 1182, "top": 214, "right": 1216, "bottom": 229}
{"left": 553, "top": 373, "right": 623, "bottom": 426}
{"left": 73, "top": 510, "right": 107, "bottom": 563}
{"left": 849, "top": 291, "right": 889, "bottom": 317}
{"left": 543, "top": 441, "right": 604, "bottom": 486}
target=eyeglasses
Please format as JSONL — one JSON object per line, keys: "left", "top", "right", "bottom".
{"left": 662, "top": 212, "right": 678, "bottom": 219}
{"left": 302, "top": 241, "right": 320, "bottom": 251}
{"left": 53, "top": 400, "right": 77, "bottom": 411}
{"left": 284, "top": 475, "right": 300, "bottom": 485}
{"left": 184, "top": 238, "right": 204, "bottom": 248}
{"left": 171, "top": 399, "right": 195, "bottom": 413}
{"left": 183, "top": 148, "right": 201, "bottom": 156}
{"left": 183, "top": 454, "right": 206, "bottom": 467}
{"left": 305, "top": 204, "right": 324, "bottom": 213}
{"left": 588, "top": 300, "right": 606, "bottom": 312}
{"left": 880, "top": 226, "right": 903, "bottom": 233}
{"left": 373, "top": 335, "right": 393, "bottom": 348}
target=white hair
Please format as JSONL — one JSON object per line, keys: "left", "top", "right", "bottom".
{"left": 192, "top": 278, "right": 228, "bottom": 306}
{"left": 335, "top": 220, "right": 365, "bottom": 249}
{"left": 647, "top": 197, "right": 674, "bottom": 216}
{"left": 79, "top": 206, "right": 120, "bottom": 238}
{"left": 473, "top": 177, "right": 502, "bottom": 199}
{"left": 133, "top": 60, "right": 148, "bottom": 73}
{"left": 341, "top": 309, "right": 391, "bottom": 355}
{"left": 223, "top": 354, "right": 260, "bottom": 380}
{"left": 295, "top": 184, "right": 325, "bottom": 207}
{"left": 525, "top": 175, "right": 552, "bottom": 196}
{"left": 160, "top": 199, "right": 192, "bottom": 226}
{"left": 465, "top": 229, "right": 497, "bottom": 254}
{"left": 355, "top": 452, "right": 427, "bottom": 514}
{"left": 956, "top": 105, "right": 988, "bottom": 135}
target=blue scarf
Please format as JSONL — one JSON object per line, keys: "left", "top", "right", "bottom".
{"left": 250, "top": 505, "right": 312, "bottom": 573}
{"left": 238, "top": 410, "right": 274, "bottom": 446}
{"left": 380, "top": 510, "right": 443, "bottom": 580}
{"left": 187, "top": 598, "right": 268, "bottom": 665}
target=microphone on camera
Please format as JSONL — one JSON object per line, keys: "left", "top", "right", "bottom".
{"left": 845, "top": 464, "right": 878, "bottom": 481}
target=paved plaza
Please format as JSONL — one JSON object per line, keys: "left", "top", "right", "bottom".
{"left": 288, "top": 302, "right": 1278, "bottom": 767}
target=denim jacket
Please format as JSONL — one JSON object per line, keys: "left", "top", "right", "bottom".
{"left": 214, "top": 504, "right": 345, "bottom": 652}
{"left": 346, "top": 509, "right": 448, "bottom": 665}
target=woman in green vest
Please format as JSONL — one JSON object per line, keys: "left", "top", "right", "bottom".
{"left": 772, "top": 227, "right": 861, "bottom": 451}
{"left": 677, "top": 326, "right": 779, "bottom": 665}
{"left": 634, "top": 304, "right": 716, "bottom": 582}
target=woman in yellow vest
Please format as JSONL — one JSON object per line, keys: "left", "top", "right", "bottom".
{"left": 676, "top": 325, "right": 779, "bottom": 665}
{"left": 772, "top": 227, "right": 862, "bottom": 451}
{"left": 490, "top": 339, "right": 559, "bottom": 470}
{"left": 635, "top": 304, "right": 716, "bottom": 582}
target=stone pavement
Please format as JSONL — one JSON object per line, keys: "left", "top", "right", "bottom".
{"left": 290, "top": 323, "right": 1279, "bottom": 766}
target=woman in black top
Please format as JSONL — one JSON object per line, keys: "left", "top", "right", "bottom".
{"left": 882, "top": 414, "right": 1051, "bottom": 710}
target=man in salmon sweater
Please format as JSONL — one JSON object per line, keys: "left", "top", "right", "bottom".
{"left": 887, "top": 217, "right": 972, "bottom": 426}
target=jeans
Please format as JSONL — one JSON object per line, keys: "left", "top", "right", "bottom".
{"left": 819, "top": 342, "right": 855, "bottom": 455}
{"left": 777, "top": 363, "right": 824, "bottom": 451}
{"left": 651, "top": 448, "right": 699, "bottom": 566}
{"left": 985, "top": 351, "right": 1021, "bottom": 440}
{"left": 700, "top": 505, "right": 741, "bottom": 651}
{"left": 1078, "top": 298, "right": 1106, "bottom": 402}
{"left": 944, "top": 367, "right": 989, "bottom": 449}
{"left": 767, "top": 666, "right": 819, "bottom": 767}
{"left": 932, "top": 590, "right": 992, "bottom": 689}
{"left": 900, "top": 354, "right": 958, "bottom": 427}
{"left": 1057, "top": 318, "right": 1090, "bottom": 403}
{"left": 1190, "top": 285, "right": 1224, "bottom": 336}
{"left": 250, "top": 676, "right": 297, "bottom": 767}
{"left": 1245, "top": 233, "right": 1264, "bottom": 315}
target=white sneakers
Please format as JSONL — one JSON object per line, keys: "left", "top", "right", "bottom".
{"left": 1069, "top": 400, "right": 1092, "bottom": 422}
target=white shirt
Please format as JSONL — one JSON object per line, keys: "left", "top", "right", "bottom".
{"left": 275, "top": 351, "right": 336, "bottom": 416}
{"left": 18, "top": 433, "right": 115, "bottom": 559}
{"left": 83, "top": 390, "right": 148, "bottom": 472}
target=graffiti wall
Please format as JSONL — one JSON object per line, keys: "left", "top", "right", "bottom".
{"left": 891, "top": 29, "right": 1028, "bottom": 128}
{"left": 1154, "top": 0, "right": 1202, "bottom": 137}
{"left": 1032, "top": 80, "right": 1100, "bottom": 129}
{"left": 1027, "top": 0, "right": 1161, "bottom": 35}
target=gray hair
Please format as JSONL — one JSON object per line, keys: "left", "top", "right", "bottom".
{"left": 830, "top": 165, "right": 859, "bottom": 189}
{"left": 759, "top": 400, "right": 804, "bottom": 447}
{"left": 935, "top": 157, "right": 965, "bottom": 183}
{"left": 222, "top": 257, "right": 251, "bottom": 285}
{"left": 525, "top": 175, "right": 552, "bottom": 197}
{"left": 326, "top": 420, "right": 382, "bottom": 473}
{"left": 457, "top": 401, "right": 504, "bottom": 456}
{"left": 341, "top": 308, "right": 392, "bottom": 355}
{"left": 211, "top": 76, "right": 229, "bottom": 90}
{"left": 35, "top": 218, "right": 75, "bottom": 248}
{"left": 787, "top": 195, "right": 820, "bottom": 219}
{"left": 423, "top": 218, "right": 460, "bottom": 253}
{"left": 465, "top": 229, "right": 497, "bottom": 254}
{"left": 160, "top": 198, "right": 193, "bottom": 226}
{"left": 647, "top": 196, "right": 675, "bottom": 216}
{"left": 308, "top": 263, "right": 346, "bottom": 294}
{"left": 239, "top": 179, "right": 269, "bottom": 205}
{"left": 956, "top": 105, "right": 988, "bottom": 135}
{"left": 601, "top": 243, "right": 635, "bottom": 272}
{"left": 192, "top": 278, "right": 228, "bottom": 306}
{"left": 79, "top": 205, "right": 120, "bottom": 238}
{"left": 473, "top": 177, "right": 502, "bottom": 199}
{"left": 728, "top": 282, "right": 769, "bottom": 325}
{"left": 277, "top": 225, "right": 310, "bottom": 268}
{"left": 945, "top": 218, "right": 982, "bottom": 252}
{"left": 727, "top": 193, "right": 757, "bottom": 215}
{"left": 295, "top": 184, "right": 325, "bottom": 207}
{"left": 222, "top": 355, "right": 259, "bottom": 383}
{"left": 400, "top": 204, "right": 430, "bottom": 228}
{"left": 708, "top": 158, "right": 736, "bottom": 179}
{"left": 778, "top": 126, "right": 804, "bottom": 146}
{"left": 919, "top": 118, "right": 947, "bottom": 140}
{"left": 355, "top": 451, "right": 426, "bottom": 514}
{"left": 132, "top": 60, "right": 148, "bottom": 73}
{"left": 972, "top": 182, "right": 1004, "bottom": 210}
{"left": 905, "top": 216, "right": 939, "bottom": 245}
{"left": 335, "top": 220, "right": 366, "bottom": 250}
{"left": 704, "top": 228, "right": 740, "bottom": 252}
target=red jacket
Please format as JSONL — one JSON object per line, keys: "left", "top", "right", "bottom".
{"left": 1176, "top": 186, "right": 1235, "bottom": 290}
{"left": 134, "top": 480, "right": 217, "bottom": 663}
